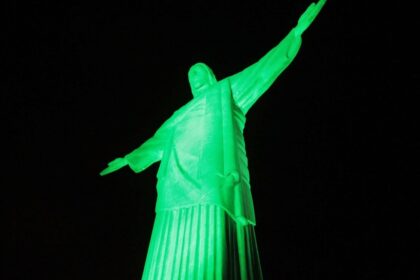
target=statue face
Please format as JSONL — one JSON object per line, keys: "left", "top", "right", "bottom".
{"left": 190, "top": 67, "right": 209, "bottom": 90}
{"left": 188, "top": 63, "right": 217, "bottom": 97}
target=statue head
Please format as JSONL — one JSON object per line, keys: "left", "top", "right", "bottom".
{"left": 188, "top": 62, "right": 217, "bottom": 97}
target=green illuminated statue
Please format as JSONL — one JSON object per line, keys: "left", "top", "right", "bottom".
{"left": 100, "top": 1, "right": 326, "bottom": 278}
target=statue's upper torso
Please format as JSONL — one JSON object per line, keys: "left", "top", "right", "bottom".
{"left": 155, "top": 79, "right": 256, "bottom": 225}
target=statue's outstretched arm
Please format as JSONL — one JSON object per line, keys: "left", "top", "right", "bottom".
{"left": 99, "top": 121, "right": 174, "bottom": 176}
{"left": 99, "top": 98, "right": 194, "bottom": 176}
{"left": 123, "top": 134, "right": 167, "bottom": 173}
{"left": 228, "top": 0, "right": 326, "bottom": 114}
{"left": 99, "top": 134, "right": 166, "bottom": 176}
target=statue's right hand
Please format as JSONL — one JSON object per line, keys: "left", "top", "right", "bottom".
{"left": 99, "top": 157, "right": 128, "bottom": 176}
{"left": 295, "top": 0, "right": 326, "bottom": 36}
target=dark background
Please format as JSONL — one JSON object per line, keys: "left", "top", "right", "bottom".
{"left": 9, "top": 0, "right": 417, "bottom": 279}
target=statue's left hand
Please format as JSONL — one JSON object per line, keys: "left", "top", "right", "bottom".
{"left": 100, "top": 157, "right": 128, "bottom": 176}
{"left": 295, "top": 0, "right": 326, "bottom": 36}
{"left": 218, "top": 171, "right": 240, "bottom": 188}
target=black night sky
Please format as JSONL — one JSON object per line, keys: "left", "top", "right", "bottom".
{"left": 9, "top": 0, "right": 416, "bottom": 279}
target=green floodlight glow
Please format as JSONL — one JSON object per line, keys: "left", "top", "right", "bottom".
{"left": 100, "top": 1, "right": 326, "bottom": 278}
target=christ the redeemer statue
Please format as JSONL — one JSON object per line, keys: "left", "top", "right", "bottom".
{"left": 100, "top": 1, "right": 326, "bottom": 279}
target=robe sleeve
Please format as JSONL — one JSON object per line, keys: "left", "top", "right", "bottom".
{"left": 123, "top": 101, "right": 193, "bottom": 173}
{"left": 227, "top": 28, "right": 303, "bottom": 114}
{"left": 124, "top": 132, "right": 167, "bottom": 173}
{"left": 123, "top": 116, "right": 177, "bottom": 173}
